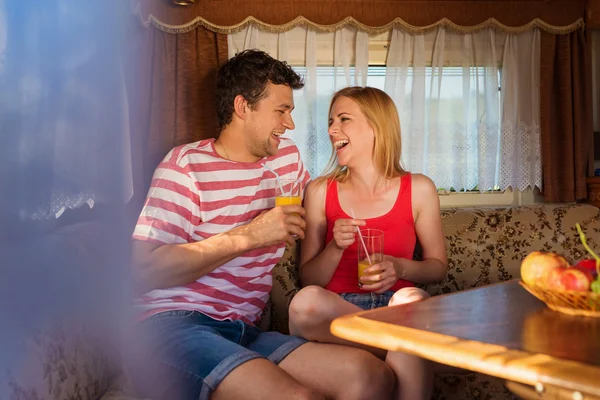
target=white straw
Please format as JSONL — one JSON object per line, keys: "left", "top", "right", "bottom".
{"left": 350, "top": 208, "right": 372, "bottom": 265}
{"left": 261, "top": 163, "right": 286, "bottom": 196}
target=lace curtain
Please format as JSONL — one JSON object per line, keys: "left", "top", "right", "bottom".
{"left": 386, "top": 27, "right": 541, "bottom": 192}
{"left": 0, "top": 1, "right": 133, "bottom": 219}
{"left": 230, "top": 23, "right": 542, "bottom": 191}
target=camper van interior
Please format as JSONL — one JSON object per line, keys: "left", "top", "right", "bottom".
{"left": 1, "top": 0, "right": 600, "bottom": 399}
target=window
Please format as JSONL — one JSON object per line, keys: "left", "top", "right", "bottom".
{"left": 230, "top": 24, "right": 542, "bottom": 207}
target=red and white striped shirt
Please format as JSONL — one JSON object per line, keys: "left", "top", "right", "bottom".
{"left": 133, "top": 138, "right": 310, "bottom": 325}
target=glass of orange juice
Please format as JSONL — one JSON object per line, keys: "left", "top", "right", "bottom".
{"left": 357, "top": 228, "right": 384, "bottom": 287}
{"left": 275, "top": 179, "right": 303, "bottom": 209}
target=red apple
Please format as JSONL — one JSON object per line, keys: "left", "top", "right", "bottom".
{"left": 560, "top": 268, "right": 592, "bottom": 292}
{"left": 572, "top": 264, "right": 595, "bottom": 283}
{"left": 575, "top": 259, "right": 598, "bottom": 278}
{"left": 521, "top": 251, "right": 569, "bottom": 287}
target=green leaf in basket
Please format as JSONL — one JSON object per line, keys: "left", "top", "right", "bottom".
{"left": 592, "top": 278, "right": 600, "bottom": 294}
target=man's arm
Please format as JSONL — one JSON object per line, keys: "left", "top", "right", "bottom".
{"left": 133, "top": 205, "right": 306, "bottom": 293}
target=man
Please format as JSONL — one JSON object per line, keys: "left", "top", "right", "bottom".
{"left": 130, "top": 49, "right": 394, "bottom": 400}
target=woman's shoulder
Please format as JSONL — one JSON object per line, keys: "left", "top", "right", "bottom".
{"left": 306, "top": 177, "right": 331, "bottom": 200}
{"left": 409, "top": 173, "right": 438, "bottom": 198}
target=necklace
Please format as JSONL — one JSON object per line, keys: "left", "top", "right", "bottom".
{"left": 217, "top": 140, "right": 230, "bottom": 160}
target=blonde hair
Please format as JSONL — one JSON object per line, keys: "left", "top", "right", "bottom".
{"left": 318, "top": 86, "right": 405, "bottom": 185}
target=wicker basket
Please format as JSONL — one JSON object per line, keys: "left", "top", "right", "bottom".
{"left": 519, "top": 281, "right": 600, "bottom": 317}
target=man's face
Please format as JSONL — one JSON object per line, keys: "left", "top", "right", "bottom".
{"left": 244, "top": 82, "right": 295, "bottom": 158}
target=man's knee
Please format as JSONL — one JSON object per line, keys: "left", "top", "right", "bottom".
{"left": 389, "top": 287, "right": 430, "bottom": 306}
{"left": 339, "top": 350, "right": 395, "bottom": 400}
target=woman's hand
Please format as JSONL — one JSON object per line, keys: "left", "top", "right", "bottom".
{"left": 360, "top": 255, "right": 403, "bottom": 293}
{"left": 331, "top": 218, "right": 366, "bottom": 250}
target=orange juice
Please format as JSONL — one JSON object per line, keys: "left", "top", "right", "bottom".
{"left": 275, "top": 196, "right": 302, "bottom": 207}
{"left": 358, "top": 260, "right": 382, "bottom": 285}
{"left": 358, "top": 260, "right": 372, "bottom": 280}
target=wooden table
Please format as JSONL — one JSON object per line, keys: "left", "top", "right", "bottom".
{"left": 330, "top": 280, "right": 600, "bottom": 400}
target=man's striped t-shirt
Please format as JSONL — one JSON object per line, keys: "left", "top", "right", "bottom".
{"left": 132, "top": 137, "right": 310, "bottom": 324}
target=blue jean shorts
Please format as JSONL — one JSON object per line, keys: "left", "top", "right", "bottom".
{"left": 127, "top": 310, "right": 307, "bottom": 400}
{"left": 340, "top": 290, "right": 395, "bottom": 310}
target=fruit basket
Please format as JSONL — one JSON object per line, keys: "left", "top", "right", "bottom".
{"left": 519, "top": 223, "right": 600, "bottom": 317}
{"left": 519, "top": 281, "right": 600, "bottom": 317}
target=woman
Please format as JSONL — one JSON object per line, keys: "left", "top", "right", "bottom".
{"left": 289, "top": 86, "right": 448, "bottom": 400}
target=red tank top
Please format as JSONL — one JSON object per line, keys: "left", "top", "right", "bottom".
{"left": 324, "top": 173, "right": 416, "bottom": 294}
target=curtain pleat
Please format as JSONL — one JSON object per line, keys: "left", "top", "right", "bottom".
{"left": 127, "top": 22, "right": 228, "bottom": 212}
{"left": 539, "top": 29, "right": 593, "bottom": 202}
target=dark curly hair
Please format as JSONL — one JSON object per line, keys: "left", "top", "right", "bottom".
{"left": 216, "top": 49, "right": 304, "bottom": 130}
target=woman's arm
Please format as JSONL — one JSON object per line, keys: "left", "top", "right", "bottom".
{"left": 299, "top": 181, "right": 340, "bottom": 286}
{"left": 397, "top": 174, "right": 448, "bottom": 283}
{"left": 299, "top": 180, "right": 365, "bottom": 287}
{"left": 359, "top": 174, "right": 447, "bottom": 292}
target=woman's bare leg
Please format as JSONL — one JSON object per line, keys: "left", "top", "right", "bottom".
{"left": 288, "top": 286, "right": 386, "bottom": 357}
{"left": 385, "top": 287, "right": 434, "bottom": 400}
{"left": 289, "top": 286, "right": 434, "bottom": 400}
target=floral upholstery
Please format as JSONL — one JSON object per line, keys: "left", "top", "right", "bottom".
{"left": 269, "top": 241, "right": 302, "bottom": 334}
{"left": 6, "top": 204, "right": 599, "bottom": 400}
{"left": 1, "top": 323, "right": 116, "bottom": 400}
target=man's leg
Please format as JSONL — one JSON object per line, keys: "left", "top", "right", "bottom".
{"left": 212, "top": 358, "right": 324, "bottom": 400}
{"left": 246, "top": 320, "right": 394, "bottom": 400}
{"left": 128, "top": 311, "right": 325, "bottom": 400}
{"left": 278, "top": 342, "right": 395, "bottom": 400}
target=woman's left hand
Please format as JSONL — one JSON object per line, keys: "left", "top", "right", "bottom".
{"left": 359, "top": 255, "right": 403, "bottom": 293}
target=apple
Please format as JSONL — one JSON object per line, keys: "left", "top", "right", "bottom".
{"left": 546, "top": 267, "right": 567, "bottom": 290}
{"left": 546, "top": 267, "right": 591, "bottom": 292}
{"left": 575, "top": 259, "right": 598, "bottom": 278}
{"left": 572, "top": 264, "right": 595, "bottom": 283}
{"left": 560, "top": 268, "right": 592, "bottom": 292}
{"left": 521, "top": 251, "right": 569, "bottom": 287}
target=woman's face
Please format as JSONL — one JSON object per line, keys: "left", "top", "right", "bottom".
{"left": 328, "top": 96, "right": 375, "bottom": 168}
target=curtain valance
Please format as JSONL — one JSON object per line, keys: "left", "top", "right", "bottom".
{"left": 136, "top": 14, "right": 584, "bottom": 36}
{"left": 132, "top": 0, "right": 585, "bottom": 35}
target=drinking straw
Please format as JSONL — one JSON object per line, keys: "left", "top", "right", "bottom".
{"left": 261, "top": 163, "right": 286, "bottom": 196}
{"left": 350, "top": 208, "right": 372, "bottom": 265}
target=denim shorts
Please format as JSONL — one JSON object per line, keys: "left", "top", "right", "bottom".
{"left": 128, "top": 310, "right": 307, "bottom": 400}
{"left": 340, "top": 290, "right": 395, "bottom": 310}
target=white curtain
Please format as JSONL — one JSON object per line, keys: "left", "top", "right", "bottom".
{"left": 229, "top": 26, "right": 371, "bottom": 177}
{"left": 385, "top": 27, "right": 541, "bottom": 192}
{"left": 229, "top": 24, "right": 541, "bottom": 191}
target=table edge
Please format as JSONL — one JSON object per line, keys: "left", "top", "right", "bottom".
{"left": 330, "top": 314, "right": 600, "bottom": 397}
